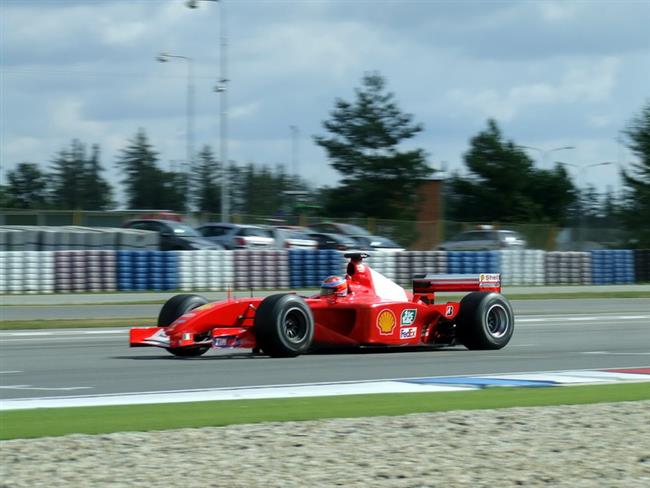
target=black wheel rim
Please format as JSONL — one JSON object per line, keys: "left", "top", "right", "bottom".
{"left": 486, "top": 304, "right": 509, "bottom": 338}
{"left": 282, "top": 307, "right": 308, "bottom": 344}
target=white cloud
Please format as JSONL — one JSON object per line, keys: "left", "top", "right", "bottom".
{"left": 100, "top": 19, "right": 148, "bottom": 46}
{"left": 448, "top": 58, "right": 621, "bottom": 122}
{"left": 536, "top": 1, "right": 582, "bottom": 22}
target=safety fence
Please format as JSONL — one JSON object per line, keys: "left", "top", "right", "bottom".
{"left": 0, "top": 249, "right": 647, "bottom": 294}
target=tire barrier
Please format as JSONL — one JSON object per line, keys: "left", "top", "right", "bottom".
{"left": 394, "top": 251, "right": 448, "bottom": 285}
{"left": 545, "top": 251, "right": 592, "bottom": 285}
{"left": 367, "top": 252, "right": 398, "bottom": 281}
{"left": 117, "top": 250, "right": 177, "bottom": 292}
{"left": 178, "top": 249, "right": 234, "bottom": 292}
{"left": 0, "top": 251, "right": 55, "bottom": 294}
{"left": 500, "top": 250, "right": 545, "bottom": 286}
{"left": 1, "top": 249, "right": 649, "bottom": 294}
{"left": 233, "top": 250, "right": 289, "bottom": 291}
{"left": 634, "top": 249, "right": 650, "bottom": 283}
{"left": 447, "top": 251, "right": 499, "bottom": 276}
{"left": 289, "top": 250, "right": 344, "bottom": 288}
{"left": 591, "top": 250, "right": 635, "bottom": 285}
{"left": 55, "top": 251, "right": 117, "bottom": 293}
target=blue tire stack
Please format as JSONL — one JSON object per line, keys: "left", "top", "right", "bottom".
{"left": 288, "top": 249, "right": 304, "bottom": 287}
{"left": 163, "top": 251, "right": 179, "bottom": 290}
{"left": 146, "top": 251, "right": 165, "bottom": 291}
{"left": 591, "top": 250, "right": 635, "bottom": 284}
{"left": 591, "top": 250, "right": 612, "bottom": 284}
{"left": 116, "top": 251, "right": 133, "bottom": 291}
{"left": 475, "top": 251, "right": 500, "bottom": 274}
{"left": 447, "top": 251, "right": 501, "bottom": 275}
{"left": 446, "top": 251, "right": 462, "bottom": 274}
{"left": 288, "top": 250, "right": 339, "bottom": 288}
{"left": 302, "top": 250, "right": 318, "bottom": 287}
{"left": 614, "top": 250, "right": 635, "bottom": 284}
{"left": 132, "top": 251, "right": 148, "bottom": 291}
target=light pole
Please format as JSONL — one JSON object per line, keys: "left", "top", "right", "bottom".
{"left": 290, "top": 125, "right": 299, "bottom": 176}
{"left": 157, "top": 52, "right": 194, "bottom": 198}
{"left": 556, "top": 161, "right": 614, "bottom": 249}
{"left": 519, "top": 145, "right": 575, "bottom": 167}
{"left": 187, "top": 0, "right": 230, "bottom": 222}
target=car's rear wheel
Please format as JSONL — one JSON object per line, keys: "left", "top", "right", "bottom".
{"left": 254, "top": 294, "right": 314, "bottom": 358}
{"left": 455, "top": 292, "right": 514, "bottom": 350}
{"left": 158, "top": 294, "right": 210, "bottom": 357}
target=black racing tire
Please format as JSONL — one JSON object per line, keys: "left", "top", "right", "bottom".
{"left": 158, "top": 294, "right": 210, "bottom": 357}
{"left": 254, "top": 294, "right": 314, "bottom": 358}
{"left": 456, "top": 292, "right": 514, "bottom": 350}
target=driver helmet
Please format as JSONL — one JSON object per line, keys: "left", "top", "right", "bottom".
{"left": 320, "top": 275, "right": 348, "bottom": 297}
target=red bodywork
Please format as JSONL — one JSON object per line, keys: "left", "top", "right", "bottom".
{"left": 129, "top": 258, "right": 502, "bottom": 352}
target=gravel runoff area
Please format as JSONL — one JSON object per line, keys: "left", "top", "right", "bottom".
{"left": 1, "top": 401, "right": 649, "bottom": 488}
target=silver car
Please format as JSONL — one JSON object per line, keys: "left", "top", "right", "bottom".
{"left": 269, "top": 227, "right": 319, "bottom": 250}
{"left": 437, "top": 229, "right": 527, "bottom": 251}
{"left": 196, "top": 223, "right": 274, "bottom": 250}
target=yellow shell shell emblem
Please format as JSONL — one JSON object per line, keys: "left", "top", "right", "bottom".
{"left": 376, "top": 309, "right": 396, "bottom": 335}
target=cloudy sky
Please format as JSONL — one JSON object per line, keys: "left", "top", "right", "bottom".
{"left": 1, "top": 0, "right": 649, "bottom": 205}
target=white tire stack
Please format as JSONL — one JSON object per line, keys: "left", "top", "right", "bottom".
{"left": 40, "top": 251, "right": 56, "bottom": 293}
{"left": 5, "top": 251, "right": 24, "bottom": 294}
{"left": 176, "top": 251, "right": 195, "bottom": 291}
{"left": 0, "top": 251, "right": 6, "bottom": 294}
{"left": 191, "top": 250, "right": 210, "bottom": 290}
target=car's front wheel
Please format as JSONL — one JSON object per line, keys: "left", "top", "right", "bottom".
{"left": 158, "top": 294, "right": 211, "bottom": 357}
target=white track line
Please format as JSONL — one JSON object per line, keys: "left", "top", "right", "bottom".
{"left": 1, "top": 368, "right": 648, "bottom": 411}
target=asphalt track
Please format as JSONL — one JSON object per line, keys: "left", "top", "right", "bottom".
{"left": 1, "top": 298, "right": 649, "bottom": 404}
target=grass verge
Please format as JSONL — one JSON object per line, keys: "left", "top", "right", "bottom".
{"left": 2, "top": 383, "right": 649, "bottom": 440}
{"left": 0, "top": 318, "right": 150, "bottom": 330}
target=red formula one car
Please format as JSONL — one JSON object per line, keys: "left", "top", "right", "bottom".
{"left": 130, "top": 252, "right": 514, "bottom": 357}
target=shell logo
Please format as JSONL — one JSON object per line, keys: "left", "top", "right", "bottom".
{"left": 376, "top": 309, "right": 397, "bottom": 335}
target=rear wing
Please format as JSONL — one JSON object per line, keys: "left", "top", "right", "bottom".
{"left": 413, "top": 273, "right": 501, "bottom": 294}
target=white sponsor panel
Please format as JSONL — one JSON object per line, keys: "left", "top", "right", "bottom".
{"left": 399, "top": 327, "right": 417, "bottom": 339}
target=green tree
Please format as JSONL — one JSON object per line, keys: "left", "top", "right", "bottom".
{"left": 6, "top": 163, "right": 49, "bottom": 208}
{"left": 621, "top": 102, "right": 650, "bottom": 247}
{"left": 49, "top": 140, "right": 113, "bottom": 210}
{"left": 49, "top": 140, "right": 85, "bottom": 209}
{"left": 0, "top": 185, "right": 8, "bottom": 207}
{"left": 116, "top": 129, "right": 175, "bottom": 210}
{"left": 161, "top": 169, "right": 188, "bottom": 212}
{"left": 193, "top": 145, "right": 221, "bottom": 214}
{"left": 448, "top": 119, "right": 575, "bottom": 225}
{"left": 314, "top": 72, "right": 432, "bottom": 220}
{"left": 80, "top": 144, "right": 113, "bottom": 210}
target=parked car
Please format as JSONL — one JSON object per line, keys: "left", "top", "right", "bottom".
{"left": 122, "top": 219, "right": 223, "bottom": 251}
{"left": 351, "top": 235, "right": 404, "bottom": 252}
{"left": 309, "top": 222, "right": 372, "bottom": 238}
{"left": 196, "top": 223, "right": 274, "bottom": 250}
{"left": 309, "top": 222, "right": 402, "bottom": 252}
{"left": 437, "top": 229, "right": 527, "bottom": 251}
{"left": 306, "top": 231, "right": 357, "bottom": 251}
{"left": 268, "top": 227, "right": 319, "bottom": 250}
